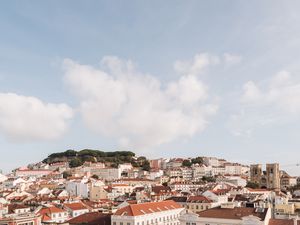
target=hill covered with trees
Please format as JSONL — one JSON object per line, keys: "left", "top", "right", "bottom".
{"left": 42, "top": 149, "right": 150, "bottom": 170}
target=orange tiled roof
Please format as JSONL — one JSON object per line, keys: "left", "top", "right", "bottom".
{"left": 198, "top": 207, "right": 267, "bottom": 221}
{"left": 268, "top": 219, "right": 300, "bottom": 225}
{"left": 64, "top": 202, "right": 88, "bottom": 211}
{"left": 114, "top": 200, "right": 182, "bottom": 217}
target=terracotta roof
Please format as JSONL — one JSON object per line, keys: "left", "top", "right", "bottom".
{"left": 38, "top": 206, "right": 66, "bottom": 222}
{"left": 187, "top": 196, "right": 212, "bottom": 203}
{"left": 152, "top": 186, "right": 171, "bottom": 194}
{"left": 67, "top": 212, "right": 111, "bottom": 225}
{"left": 39, "top": 206, "right": 66, "bottom": 214}
{"left": 197, "top": 207, "right": 268, "bottom": 221}
{"left": 269, "top": 219, "right": 300, "bottom": 225}
{"left": 114, "top": 200, "right": 183, "bottom": 216}
{"left": 64, "top": 202, "right": 88, "bottom": 211}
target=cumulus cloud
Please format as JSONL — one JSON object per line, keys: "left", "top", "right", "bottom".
{"left": 174, "top": 53, "right": 219, "bottom": 76}
{"left": 63, "top": 56, "right": 218, "bottom": 149}
{"left": 223, "top": 53, "right": 242, "bottom": 66}
{"left": 230, "top": 70, "right": 300, "bottom": 136}
{"left": 0, "top": 93, "right": 73, "bottom": 141}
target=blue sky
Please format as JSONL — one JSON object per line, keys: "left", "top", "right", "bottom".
{"left": 1, "top": 1, "right": 300, "bottom": 174}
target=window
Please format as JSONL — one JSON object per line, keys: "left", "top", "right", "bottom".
{"left": 113, "top": 222, "right": 116, "bottom": 225}
{"left": 127, "top": 223, "right": 130, "bottom": 225}
{"left": 120, "top": 222, "right": 123, "bottom": 225}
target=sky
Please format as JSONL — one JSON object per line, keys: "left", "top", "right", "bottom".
{"left": 1, "top": 1, "right": 300, "bottom": 175}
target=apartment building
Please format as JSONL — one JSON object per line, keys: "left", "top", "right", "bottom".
{"left": 111, "top": 200, "right": 184, "bottom": 225}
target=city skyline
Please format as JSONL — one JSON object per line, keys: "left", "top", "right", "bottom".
{"left": 2, "top": 1, "right": 300, "bottom": 174}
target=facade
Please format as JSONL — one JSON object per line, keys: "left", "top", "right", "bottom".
{"left": 89, "top": 186, "right": 108, "bottom": 201}
{"left": 38, "top": 206, "right": 69, "bottom": 224}
{"left": 111, "top": 200, "right": 184, "bottom": 225}
{"left": 185, "top": 196, "right": 218, "bottom": 213}
{"left": 0, "top": 213, "right": 41, "bottom": 225}
{"left": 64, "top": 202, "right": 89, "bottom": 218}
{"left": 93, "top": 168, "right": 121, "bottom": 181}
{"left": 250, "top": 163, "right": 281, "bottom": 190}
{"left": 66, "top": 181, "right": 89, "bottom": 198}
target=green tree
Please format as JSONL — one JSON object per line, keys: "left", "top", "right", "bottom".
{"left": 202, "top": 176, "right": 216, "bottom": 183}
{"left": 63, "top": 171, "right": 72, "bottom": 179}
{"left": 182, "top": 160, "right": 192, "bottom": 167}
{"left": 246, "top": 181, "right": 260, "bottom": 189}
{"left": 91, "top": 174, "right": 99, "bottom": 179}
{"left": 191, "top": 157, "right": 204, "bottom": 165}
{"left": 142, "top": 160, "right": 151, "bottom": 171}
{"left": 69, "top": 158, "right": 83, "bottom": 168}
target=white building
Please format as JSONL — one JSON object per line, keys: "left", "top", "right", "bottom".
{"left": 203, "top": 157, "right": 219, "bottom": 167}
{"left": 192, "top": 165, "right": 212, "bottom": 180}
{"left": 202, "top": 190, "right": 228, "bottom": 205}
{"left": 93, "top": 167, "right": 121, "bottom": 181}
{"left": 38, "top": 206, "right": 69, "bottom": 224}
{"left": 111, "top": 200, "right": 184, "bottom": 225}
{"left": 64, "top": 202, "right": 89, "bottom": 218}
{"left": 66, "top": 180, "right": 89, "bottom": 198}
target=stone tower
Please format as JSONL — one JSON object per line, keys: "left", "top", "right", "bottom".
{"left": 266, "top": 163, "right": 280, "bottom": 190}
{"left": 250, "top": 164, "right": 262, "bottom": 185}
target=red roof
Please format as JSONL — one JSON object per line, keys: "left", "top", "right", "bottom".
{"left": 269, "top": 219, "right": 300, "bottom": 225}
{"left": 67, "top": 212, "right": 111, "bottom": 225}
{"left": 187, "top": 196, "right": 212, "bottom": 203}
{"left": 114, "top": 200, "right": 183, "bottom": 217}
{"left": 38, "top": 206, "right": 66, "bottom": 222}
{"left": 198, "top": 207, "right": 267, "bottom": 221}
{"left": 64, "top": 202, "right": 89, "bottom": 211}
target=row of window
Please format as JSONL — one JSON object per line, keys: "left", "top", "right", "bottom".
{"left": 52, "top": 212, "right": 68, "bottom": 218}
{"left": 113, "top": 216, "right": 180, "bottom": 225}
{"left": 186, "top": 205, "right": 209, "bottom": 210}
{"left": 114, "top": 223, "right": 180, "bottom": 225}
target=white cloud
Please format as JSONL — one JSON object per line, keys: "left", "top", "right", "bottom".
{"left": 223, "top": 53, "right": 242, "bottom": 66}
{"left": 0, "top": 93, "right": 73, "bottom": 141}
{"left": 174, "top": 53, "right": 219, "bottom": 76}
{"left": 230, "top": 70, "right": 300, "bottom": 136}
{"left": 64, "top": 56, "right": 218, "bottom": 149}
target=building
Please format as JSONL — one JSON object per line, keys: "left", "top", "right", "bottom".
{"left": 0, "top": 213, "right": 41, "bottom": 225}
{"left": 186, "top": 196, "right": 219, "bottom": 213}
{"left": 66, "top": 180, "right": 89, "bottom": 198}
{"left": 203, "top": 157, "right": 219, "bottom": 167}
{"left": 180, "top": 206, "right": 272, "bottom": 225}
{"left": 250, "top": 163, "right": 281, "bottom": 190}
{"left": 89, "top": 185, "right": 108, "bottom": 201}
{"left": 38, "top": 206, "right": 69, "bottom": 224}
{"left": 64, "top": 202, "right": 89, "bottom": 218}
{"left": 93, "top": 168, "right": 121, "bottom": 181}
{"left": 266, "top": 163, "right": 280, "bottom": 190}
{"left": 111, "top": 200, "right": 184, "bottom": 225}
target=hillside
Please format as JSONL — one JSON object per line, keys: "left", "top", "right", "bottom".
{"left": 42, "top": 149, "right": 150, "bottom": 170}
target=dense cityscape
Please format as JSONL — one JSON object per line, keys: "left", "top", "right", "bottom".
{"left": 0, "top": 150, "right": 299, "bottom": 225}
{"left": 2, "top": 1, "right": 300, "bottom": 225}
